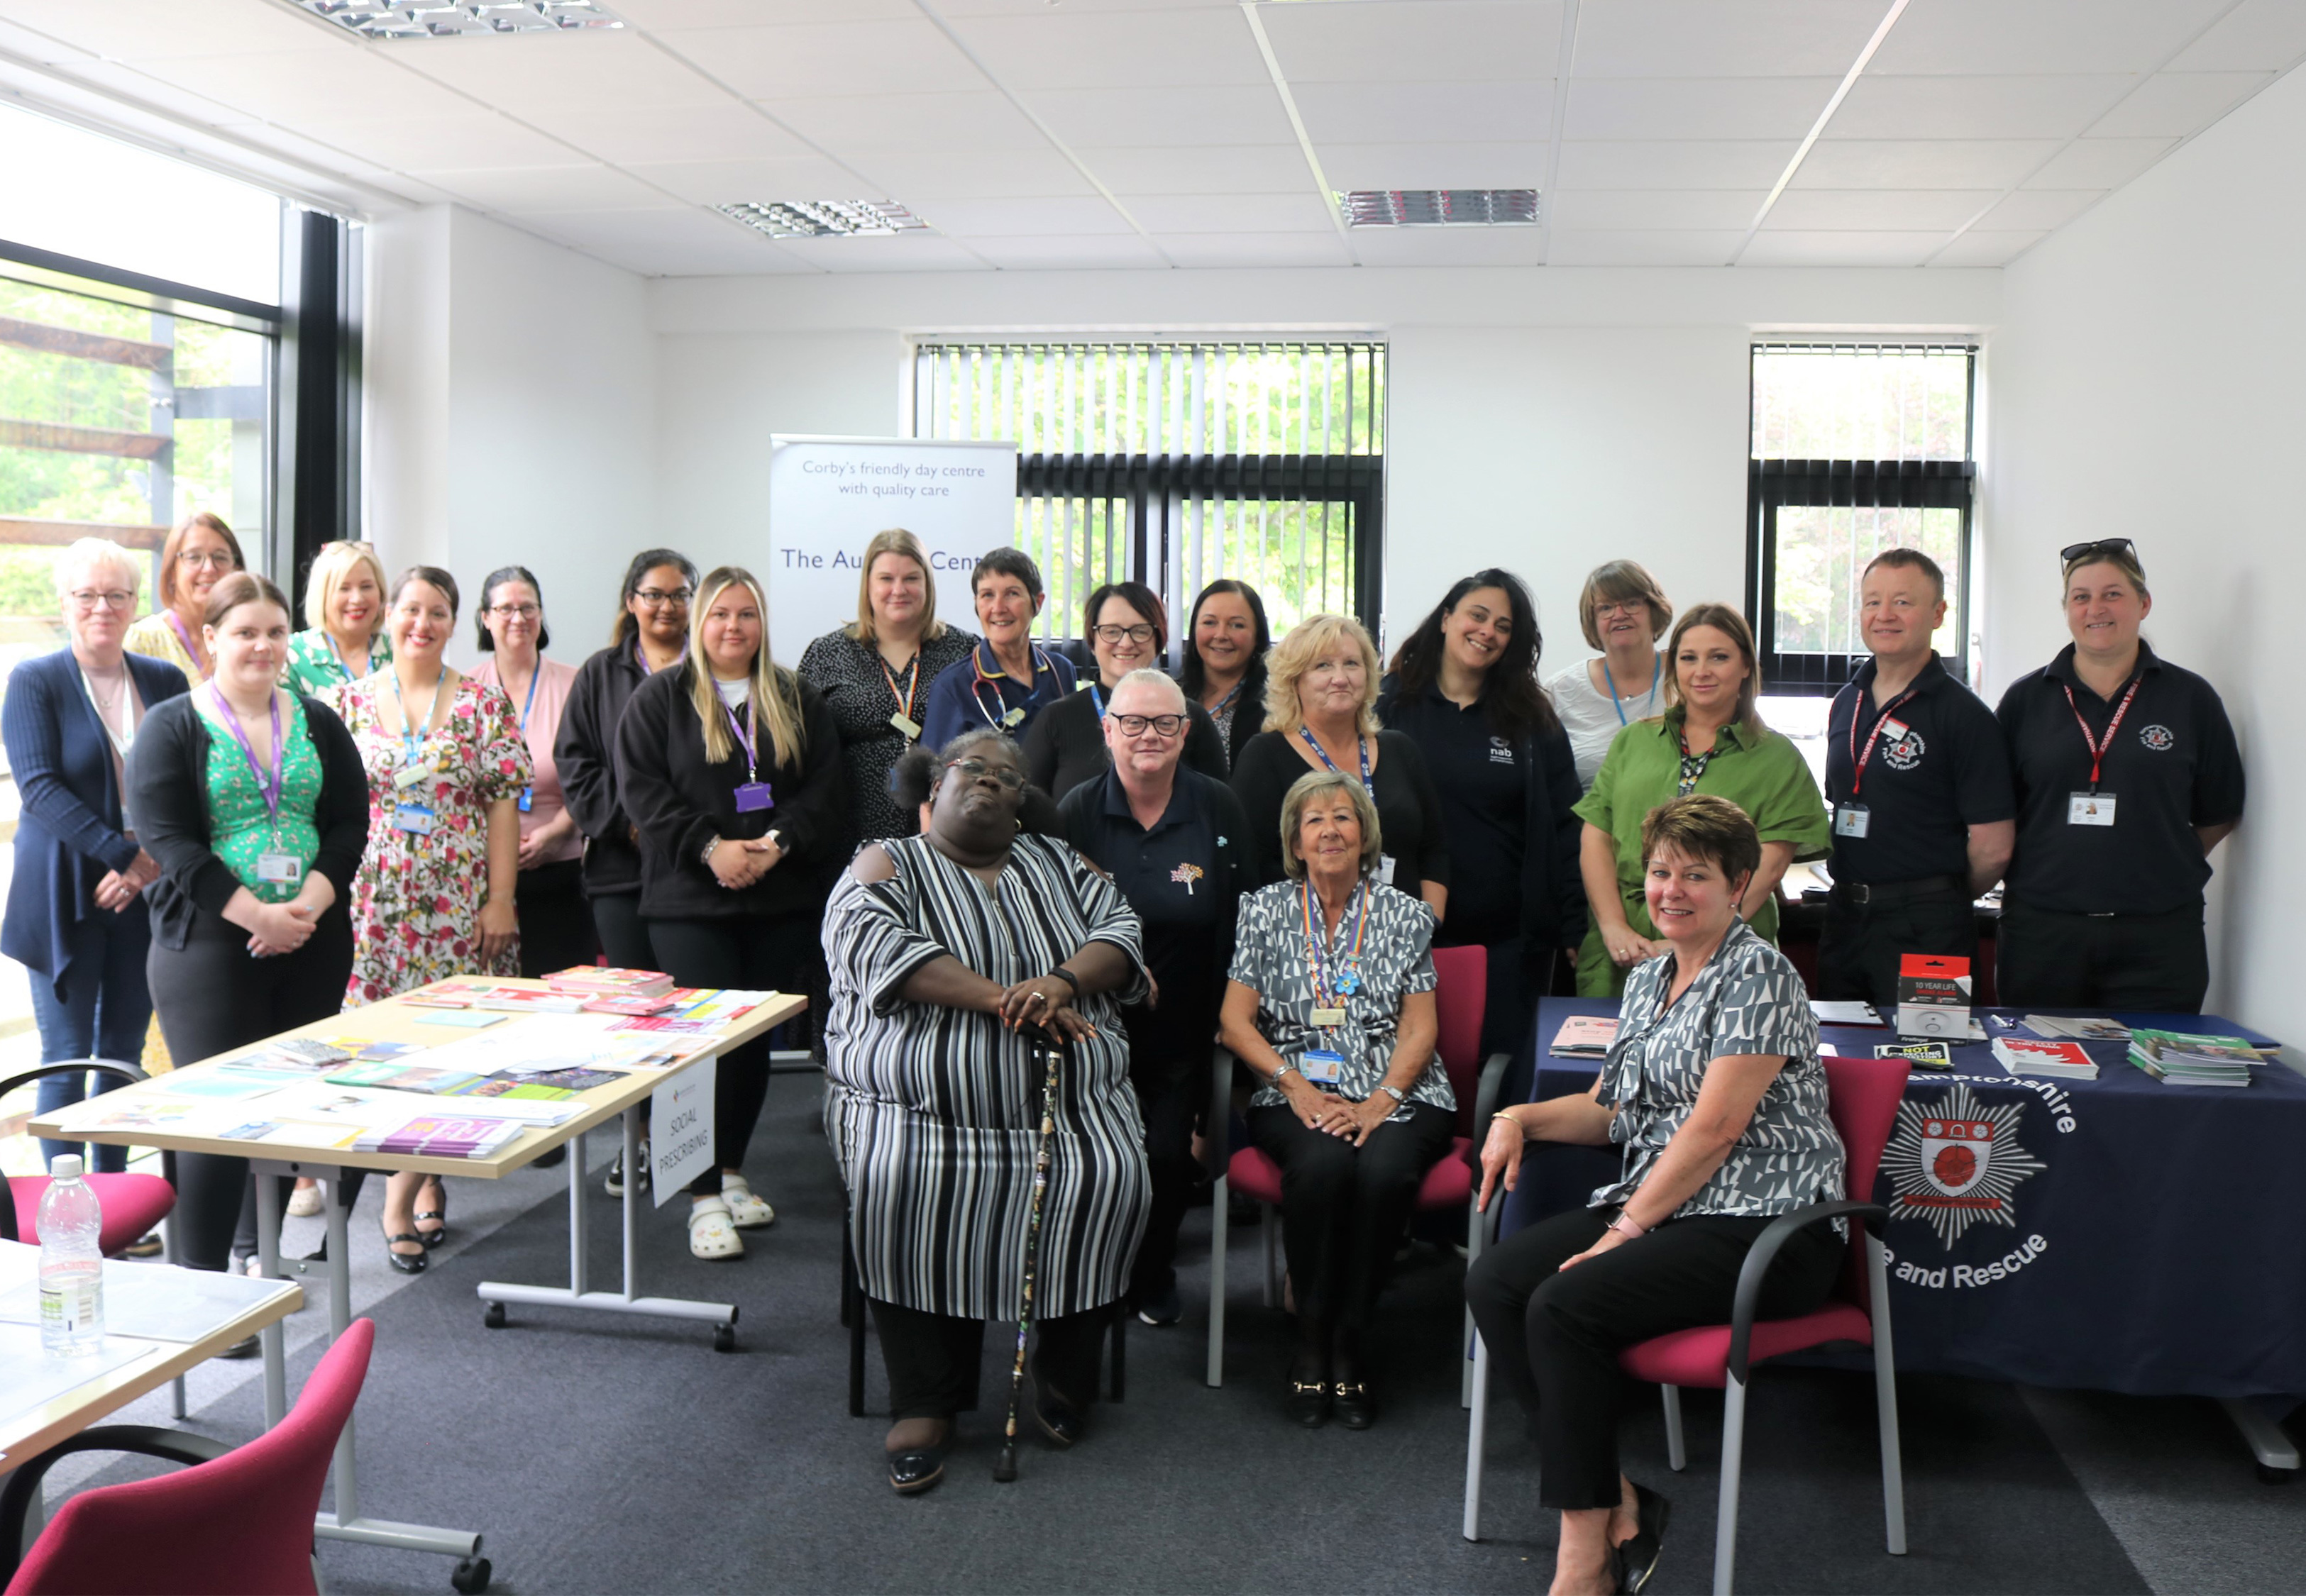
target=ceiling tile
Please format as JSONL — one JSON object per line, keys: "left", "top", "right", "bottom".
{"left": 393, "top": 31, "right": 708, "bottom": 111}
{"left": 851, "top": 149, "right": 1097, "bottom": 199}
{"left": 2086, "top": 71, "right": 2275, "bottom": 137}
{"left": 293, "top": 111, "right": 580, "bottom": 173}
{"left": 1573, "top": 1, "right": 1893, "bottom": 77}
{"left": 1869, "top": 0, "right": 2234, "bottom": 76}
{"left": 1291, "top": 80, "right": 1554, "bottom": 145}
{"left": 1554, "top": 139, "right": 1799, "bottom": 189}
{"left": 512, "top": 205, "right": 812, "bottom": 275}
{"left": 1315, "top": 140, "right": 1552, "bottom": 189}
{"left": 1032, "top": 85, "right": 1296, "bottom": 148}
{"left": 622, "top": 155, "right": 873, "bottom": 205}
{"left": 764, "top": 92, "right": 1049, "bottom": 154}
{"left": 650, "top": 18, "right": 974, "bottom": 99}
{"left": 1930, "top": 229, "right": 2050, "bottom": 267}
{"left": 915, "top": 196, "right": 1136, "bottom": 238}
{"left": 0, "top": 0, "right": 342, "bottom": 61}
{"left": 1260, "top": 1, "right": 1566, "bottom": 83}
{"left": 1791, "top": 138, "right": 2062, "bottom": 188}
{"left": 939, "top": 8, "right": 1269, "bottom": 89}
{"left": 418, "top": 163, "right": 671, "bottom": 214}
{"left": 1824, "top": 74, "right": 2135, "bottom": 140}
{"left": 2020, "top": 136, "right": 2178, "bottom": 188}
{"left": 1765, "top": 187, "right": 2002, "bottom": 229}
{"left": 613, "top": 0, "right": 916, "bottom": 24}
{"left": 1565, "top": 77, "right": 1838, "bottom": 140}
{"left": 1343, "top": 228, "right": 1548, "bottom": 267}
{"left": 128, "top": 49, "right": 479, "bottom": 123}
{"left": 43, "top": 59, "right": 265, "bottom": 129}
{"left": 966, "top": 234, "right": 1169, "bottom": 270}
{"left": 0, "top": 16, "right": 92, "bottom": 65}
{"left": 1546, "top": 189, "right": 1767, "bottom": 229}
{"left": 1970, "top": 188, "right": 2102, "bottom": 230}
{"left": 937, "top": 0, "right": 1242, "bottom": 12}
{"left": 508, "top": 102, "right": 812, "bottom": 166}
{"left": 1071, "top": 145, "right": 1312, "bottom": 194}
{"left": 1153, "top": 232, "right": 1352, "bottom": 267}
{"left": 2168, "top": 0, "right": 2306, "bottom": 70}
{"left": 1544, "top": 229, "right": 1748, "bottom": 265}
{"left": 1738, "top": 230, "right": 1946, "bottom": 267}
{"left": 767, "top": 232, "right": 992, "bottom": 271}
{"left": 1118, "top": 192, "right": 1335, "bottom": 233}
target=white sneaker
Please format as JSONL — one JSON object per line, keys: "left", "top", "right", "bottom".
{"left": 721, "top": 1176, "right": 776, "bottom": 1229}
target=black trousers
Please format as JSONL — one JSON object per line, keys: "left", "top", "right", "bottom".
{"left": 517, "top": 858, "right": 600, "bottom": 979}
{"left": 148, "top": 910, "right": 355, "bottom": 1273}
{"left": 645, "top": 911, "right": 815, "bottom": 1196}
{"left": 589, "top": 890, "right": 655, "bottom": 972}
{"left": 1816, "top": 882, "right": 1977, "bottom": 1009}
{"left": 1247, "top": 1099, "right": 1455, "bottom": 1333}
{"left": 868, "top": 1296, "right": 1112, "bottom": 1421}
{"left": 1997, "top": 899, "right": 2208, "bottom": 1013}
{"left": 1129, "top": 1057, "right": 1200, "bottom": 1304}
{"left": 1464, "top": 1206, "right": 1843, "bottom": 1510}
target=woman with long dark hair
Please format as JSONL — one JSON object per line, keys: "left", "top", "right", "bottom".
{"left": 1179, "top": 579, "right": 1271, "bottom": 771}
{"left": 1378, "top": 570, "right": 1584, "bottom": 1064}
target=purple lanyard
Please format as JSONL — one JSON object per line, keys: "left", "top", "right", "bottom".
{"left": 1298, "top": 728, "right": 1372, "bottom": 789}
{"left": 722, "top": 695, "right": 759, "bottom": 780}
{"left": 209, "top": 685, "right": 284, "bottom": 828}
{"left": 166, "top": 611, "right": 208, "bottom": 679}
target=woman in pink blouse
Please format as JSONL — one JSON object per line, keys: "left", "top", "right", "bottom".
{"left": 471, "top": 565, "right": 595, "bottom": 979}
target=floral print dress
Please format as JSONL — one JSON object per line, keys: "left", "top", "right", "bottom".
{"left": 338, "top": 672, "right": 531, "bottom": 1004}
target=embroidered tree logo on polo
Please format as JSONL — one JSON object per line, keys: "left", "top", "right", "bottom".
{"left": 1169, "top": 863, "right": 1206, "bottom": 894}
{"left": 1880, "top": 1082, "right": 2046, "bottom": 1248}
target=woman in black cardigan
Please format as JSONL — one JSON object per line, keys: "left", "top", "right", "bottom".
{"left": 617, "top": 565, "right": 843, "bottom": 1261}
{"left": 1023, "top": 580, "right": 1229, "bottom": 802}
{"left": 1180, "top": 578, "right": 1271, "bottom": 772}
{"left": 127, "top": 573, "right": 369, "bottom": 1275}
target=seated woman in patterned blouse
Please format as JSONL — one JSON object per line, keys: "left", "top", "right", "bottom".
{"left": 1464, "top": 794, "right": 1847, "bottom": 1596}
{"left": 1220, "top": 769, "right": 1454, "bottom": 1433}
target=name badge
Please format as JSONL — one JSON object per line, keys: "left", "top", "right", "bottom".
{"left": 255, "top": 852, "right": 302, "bottom": 885}
{"left": 890, "top": 712, "right": 921, "bottom": 741}
{"left": 1377, "top": 853, "right": 1397, "bottom": 886}
{"left": 392, "top": 763, "right": 429, "bottom": 792}
{"left": 517, "top": 786, "right": 533, "bottom": 814}
{"left": 733, "top": 781, "right": 775, "bottom": 814}
{"left": 1309, "top": 1006, "right": 1347, "bottom": 1027}
{"left": 1000, "top": 706, "right": 1025, "bottom": 729}
{"left": 393, "top": 802, "right": 435, "bottom": 836}
{"left": 2068, "top": 791, "right": 2117, "bottom": 827}
{"left": 1299, "top": 1048, "right": 1345, "bottom": 1087}
{"left": 1833, "top": 804, "right": 1871, "bottom": 838}
{"left": 1880, "top": 716, "right": 1909, "bottom": 743}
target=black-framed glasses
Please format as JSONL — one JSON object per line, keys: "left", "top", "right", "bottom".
{"left": 1091, "top": 623, "right": 1157, "bottom": 646}
{"left": 68, "top": 589, "right": 136, "bottom": 611}
{"left": 487, "top": 603, "right": 541, "bottom": 620}
{"left": 634, "top": 587, "right": 693, "bottom": 607}
{"left": 944, "top": 757, "right": 1026, "bottom": 791}
{"left": 2060, "top": 538, "right": 2137, "bottom": 567}
{"left": 1108, "top": 712, "right": 1185, "bottom": 737}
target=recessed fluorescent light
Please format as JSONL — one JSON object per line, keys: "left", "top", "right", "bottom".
{"left": 289, "top": 1, "right": 624, "bottom": 39}
{"left": 1337, "top": 189, "right": 1541, "bottom": 228}
{"left": 715, "top": 201, "right": 929, "bottom": 240}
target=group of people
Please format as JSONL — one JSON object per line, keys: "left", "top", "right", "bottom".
{"left": 4, "top": 516, "right": 2243, "bottom": 1583}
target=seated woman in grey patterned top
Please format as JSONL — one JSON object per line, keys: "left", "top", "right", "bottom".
{"left": 1220, "top": 770, "right": 1455, "bottom": 1433}
{"left": 1464, "top": 794, "right": 1847, "bottom": 1596}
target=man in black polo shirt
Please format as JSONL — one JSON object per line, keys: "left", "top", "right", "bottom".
{"left": 1993, "top": 539, "right": 2243, "bottom": 1011}
{"left": 1057, "top": 669, "right": 1252, "bottom": 1326}
{"left": 1819, "top": 550, "right": 2014, "bottom": 1009}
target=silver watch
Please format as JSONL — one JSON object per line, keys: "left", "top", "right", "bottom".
{"left": 1376, "top": 1083, "right": 1408, "bottom": 1106}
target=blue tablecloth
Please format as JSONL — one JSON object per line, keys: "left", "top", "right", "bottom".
{"left": 1501, "top": 999, "right": 2306, "bottom": 1402}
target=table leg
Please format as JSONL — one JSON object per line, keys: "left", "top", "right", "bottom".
{"left": 253, "top": 1169, "right": 287, "bottom": 1429}
{"left": 2219, "top": 1397, "right": 2302, "bottom": 1478}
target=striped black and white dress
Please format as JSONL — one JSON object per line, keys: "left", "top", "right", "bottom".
{"left": 823, "top": 831, "right": 1152, "bottom": 1320}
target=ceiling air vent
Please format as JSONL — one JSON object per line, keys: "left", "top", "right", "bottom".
{"left": 289, "top": 1, "right": 623, "bottom": 39}
{"left": 1337, "top": 189, "right": 1541, "bottom": 228}
{"left": 714, "top": 201, "right": 930, "bottom": 240}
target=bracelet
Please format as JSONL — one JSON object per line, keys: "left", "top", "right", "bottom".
{"left": 1376, "top": 1083, "right": 1408, "bottom": 1106}
{"left": 1047, "top": 966, "right": 1083, "bottom": 997}
{"left": 1271, "top": 1063, "right": 1301, "bottom": 1085}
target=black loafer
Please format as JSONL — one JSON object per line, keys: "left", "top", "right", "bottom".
{"left": 888, "top": 1444, "right": 949, "bottom": 1495}
{"left": 384, "top": 1234, "right": 428, "bottom": 1275}
{"left": 1287, "top": 1378, "right": 1330, "bottom": 1429}
{"left": 1034, "top": 1392, "right": 1083, "bottom": 1448}
{"left": 1332, "top": 1380, "right": 1377, "bottom": 1430}
{"left": 1621, "top": 1483, "right": 1672, "bottom": 1594}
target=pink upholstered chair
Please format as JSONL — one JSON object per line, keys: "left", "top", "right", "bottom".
{"left": 0, "top": 1062, "right": 176, "bottom": 1257}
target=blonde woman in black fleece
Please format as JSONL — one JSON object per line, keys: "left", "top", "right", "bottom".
{"left": 616, "top": 566, "right": 843, "bottom": 1260}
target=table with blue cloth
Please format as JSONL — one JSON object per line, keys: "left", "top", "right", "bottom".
{"left": 1501, "top": 996, "right": 2306, "bottom": 1473}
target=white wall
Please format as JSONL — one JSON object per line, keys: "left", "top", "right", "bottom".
{"left": 1987, "top": 66, "right": 2306, "bottom": 1036}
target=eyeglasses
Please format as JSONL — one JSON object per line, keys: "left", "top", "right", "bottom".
{"left": 2060, "top": 538, "right": 2138, "bottom": 567}
{"left": 67, "top": 589, "right": 135, "bottom": 612}
{"left": 487, "top": 604, "right": 541, "bottom": 620}
{"left": 177, "top": 550, "right": 236, "bottom": 570}
{"left": 1593, "top": 599, "right": 1646, "bottom": 619}
{"left": 634, "top": 587, "right": 692, "bottom": 607}
{"left": 944, "top": 757, "right": 1026, "bottom": 791}
{"left": 1092, "top": 624, "right": 1157, "bottom": 646}
{"left": 1108, "top": 712, "right": 1185, "bottom": 737}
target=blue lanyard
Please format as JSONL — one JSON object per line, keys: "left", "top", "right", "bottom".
{"left": 1601, "top": 653, "right": 1660, "bottom": 726}
{"left": 330, "top": 633, "right": 370, "bottom": 683}
{"left": 508, "top": 662, "right": 541, "bottom": 738}
{"left": 392, "top": 671, "right": 442, "bottom": 767}
{"left": 1088, "top": 682, "right": 1105, "bottom": 720}
{"left": 1298, "top": 727, "right": 1371, "bottom": 789}
{"left": 971, "top": 644, "right": 1050, "bottom": 729}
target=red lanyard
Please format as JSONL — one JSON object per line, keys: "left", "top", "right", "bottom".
{"left": 1845, "top": 686, "right": 1919, "bottom": 799}
{"left": 2062, "top": 675, "right": 2143, "bottom": 791}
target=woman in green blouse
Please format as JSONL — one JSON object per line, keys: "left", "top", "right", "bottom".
{"left": 1572, "top": 603, "right": 1828, "bottom": 997}
{"left": 282, "top": 539, "right": 392, "bottom": 706}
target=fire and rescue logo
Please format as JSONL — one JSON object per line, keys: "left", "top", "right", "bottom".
{"left": 1880, "top": 1082, "right": 2046, "bottom": 1248}
{"left": 1881, "top": 726, "right": 1925, "bottom": 771}
{"left": 2140, "top": 724, "right": 2175, "bottom": 751}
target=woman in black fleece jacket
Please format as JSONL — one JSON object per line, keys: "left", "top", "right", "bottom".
{"left": 615, "top": 565, "right": 843, "bottom": 1260}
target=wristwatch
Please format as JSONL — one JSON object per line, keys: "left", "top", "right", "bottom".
{"left": 766, "top": 829, "right": 785, "bottom": 854}
{"left": 1376, "top": 1084, "right": 1408, "bottom": 1107}
{"left": 700, "top": 837, "right": 721, "bottom": 865}
{"left": 1608, "top": 1211, "right": 1647, "bottom": 1240}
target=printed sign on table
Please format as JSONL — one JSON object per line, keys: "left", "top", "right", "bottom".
{"left": 650, "top": 1056, "right": 717, "bottom": 1207}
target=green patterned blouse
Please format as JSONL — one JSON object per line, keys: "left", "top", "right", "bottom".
{"left": 197, "top": 690, "right": 324, "bottom": 903}
{"left": 282, "top": 629, "right": 392, "bottom": 706}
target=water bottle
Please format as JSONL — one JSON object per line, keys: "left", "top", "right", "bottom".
{"left": 38, "top": 1155, "right": 105, "bottom": 1356}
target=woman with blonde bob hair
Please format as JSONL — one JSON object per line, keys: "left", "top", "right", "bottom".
{"left": 1230, "top": 613, "right": 1449, "bottom": 913}
{"left": 617, "top": 565, "right": 844, "bottom": 1259}
{"left": 282, "top": 539, "right": 392, "bottom": 703}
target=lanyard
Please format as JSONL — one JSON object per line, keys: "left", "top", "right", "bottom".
{"left": 329, "top": 633, "right": 370, "bottom": 682}
{"left": 2063, "top": 674, "right": 2144, "bottom": 791}
{"left": 722, "top": 695, "right": 760, "bottom": 782}
{"left": 1088, "top": 682, "right": 1105, "bottom": 720}
{"left": 165, "top": 611, "right": 209, "bottom": 680}
{"left": 209, "top": 684, "right": 284, "bottom": 829}
{"left": 392, "top": 671, "right": 443, "bottom": 767}
{"left": 1298, "top": 728, "right": 1372, "bottom": 789}
{"left": 1601, "top": 653, "right": 1660, "bottom": 727}
{"left": 1212, "top": 678, "right": 1243, "bottom": 716}
{"left": 1300, "top": 877, "right": 1369, "bottom": 1007}
{"left": 507, "top": 662, "right": 542, "bottom": 738}
{"left": 634, "top": 640, "right": 661, "bottom": 676}
{"left": 1844, "top": 685, "right": 1920, "bottom": 799}
{"left": 1675, "top": 726, "right": 1717, "bottom": 797}
{"left": 971, "top": 644, "right": 1050, "bottom": 729}
{"left": 79, "top": 666, "right": 136, "bottom": 760}
{"left": 879, "top": 654, "right": 920, "bottom": 721}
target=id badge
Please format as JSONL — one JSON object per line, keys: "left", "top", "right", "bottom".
{"left": 255, "top": 851, "right": 302, "bottom": 885}
{"left": 1834, "top": 804, "right": 1871, "bottom": 838}
{"left": 733, "top": 781, "right": 775, "bottom": 814}
{"left": 999, "top": 706, "right": 1025, "bottom": 729}
{"left": 393, "top": 802, "right": 435, "bottom": 836}
{"left": 1299, "top": 1048, "right": 1345, "bottom": 1087}
{"left": 392, "top": 763, "right": 429, "bottom": 792}
{"left": 2068, "top": 791, "right": 2117, "bottom": 826}
{"left": 890, "top": 712, "right": 921, "bottom": 741}
{"left": 1309, "top": 1007, "right": 1347, "bottom": 1027}
{"left": 517, "top": 786, "right": 533, "bottom": 814}
{"left": 1377, "top": 853, "right": 1397, "bottom": 886}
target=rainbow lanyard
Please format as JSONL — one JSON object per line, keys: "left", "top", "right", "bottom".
{"left": 880, "top": 654, "right": 920, "bottom": 721}
{"left": 1300, "top": 877, "right": 1369, "bottom": 1004}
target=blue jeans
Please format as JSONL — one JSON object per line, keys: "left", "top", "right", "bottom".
{"left": 30, "top": 908, "right": 154, "bottom": 1173}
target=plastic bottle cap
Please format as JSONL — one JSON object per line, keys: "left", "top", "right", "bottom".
{"left": 51, "top": 1154, "right": 84, "bottom": 1180}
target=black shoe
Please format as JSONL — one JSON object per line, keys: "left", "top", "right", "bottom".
{"left": 1287, "top": 1378, "right": 1330, "bottom": 1428}
{"left": 414, "top": 1180, "right": 448, "bottom": 1248}
{"left": 1331, "top": 1379, "right": 1376, "bottom": 1430}
{"left": 888, "top": 1443, "right": 949, "bottom": 1495}
{"left": 605, "top": 1142, "right": 651, "bottom": 1196}
{"left": 533, "top": 1142, "right": 568, "bottom": 1169}
{"left": 384, "top": 1234, "right": 428, "bottom": 1274}
{"left": 220, "top": 1334, "right": 261, "bottom": 1359}
{"left": 1033, "top": 1390, "right": 1083, "bottom": 1448}
{"left": 1620, "top": 1483, "right": 1671, "bottom": 1594}
{"left": 1135, "top": 1285, "right": 1182, "bottom": 1326}
{"left": 123, "top": 1231, "right": 165, "bottom": 1258}
{"left": 1606, "top": 1539, "right": 1630, "bottom": 1596}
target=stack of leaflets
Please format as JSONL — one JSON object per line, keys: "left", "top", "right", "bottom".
{"left": 462, "top": 985, "right": 587, "bottom": 1014}
{"left": 323, "top": 1061, "right": 487, "bottom": 1095}
{"left": 1992, "top": 1037, "right": 2100, "bottom": 1080}
{"left": 2023, "top": 1015, "right": 2132, "bottom": 1042}
{"left": 353, "top": 1114, "right": 528, "bottom": 1159}
{"left": 265, "top": 1037, "right": 355, "bottom": 1068}
{"left": 1874, "top": 1041, "right": 1953, "bottom": 1072}
{"left": 2126, "top": 1028, "right": 2273, "bottom": 1087}
{"left": 1549, "top": 1015, "right": 1619, "bottom": 1058}
{"left": 546, "top": 967, "right": 674, "bottom": 998}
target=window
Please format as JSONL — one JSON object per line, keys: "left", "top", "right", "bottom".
{"left": 912, "top": 340, "right": 1385, "bottom": 649}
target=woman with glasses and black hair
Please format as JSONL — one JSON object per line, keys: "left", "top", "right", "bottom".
{"left": 555, "top": 549, "right": 699, "bottom": 972}
{"left": 125, "top": 511, "right": 243, "bottom": 683}
{"left": 1181, "top": 579, "right": 1271, "bottom": 771}
{"left": 1024, "top": 580, "right": 1229, "bottom": 803}
{"left": 617, "top": 565, "right": 843, "bottom": 1260}
{"left": 1993, "top": 539, "right": 2244, "bottom": 1011}
{"left": 470, "top": 565, "right": 592, "bottom": 978}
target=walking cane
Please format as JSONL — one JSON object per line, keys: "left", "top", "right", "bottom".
{"left": 994, "top": 1021, "right": 1065, "bottom": 1484}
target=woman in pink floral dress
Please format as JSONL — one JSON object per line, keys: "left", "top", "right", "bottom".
{"left": 338, "top": 564, "right": 529, "bottom": 1270}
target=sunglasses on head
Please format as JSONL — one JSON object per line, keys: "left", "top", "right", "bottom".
{"left": 2060, "top": 538, "right": 2138, "bottom": 567}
